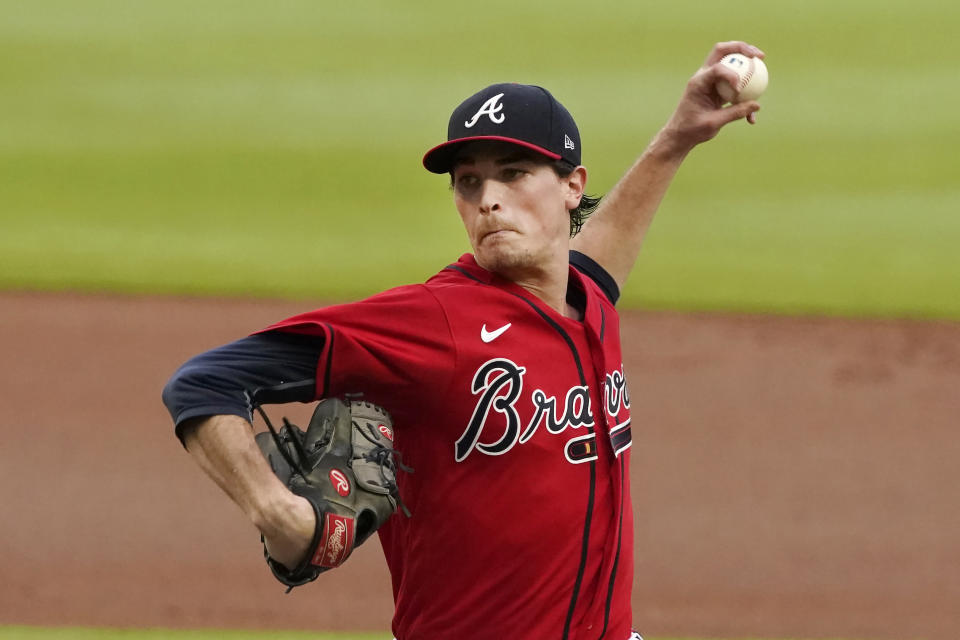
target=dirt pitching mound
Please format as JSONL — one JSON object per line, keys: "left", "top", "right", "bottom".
{"left": 2, "top": 292, "right": 957, "bottom": 639}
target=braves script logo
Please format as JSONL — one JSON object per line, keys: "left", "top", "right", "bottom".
{"left": 455, "top": 358, "right": 631, "bottom": 463}
{"left": 464, "top": 93, "right": 505, "bottom": 128}
{"left": 329, "top": 469, "right": 351, "bottom": 497}
{"left": 605, "top": 366, "right": 630, "bottom": 417}
{"left": 604, "top": 365, "right": 632, "bottom": 456}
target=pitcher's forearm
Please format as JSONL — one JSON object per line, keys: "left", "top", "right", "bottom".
{"left": 182, "top": 415, "right": 297, "bottom": 532}
{"left": 573, "top": 131, "right": 688, "bottom": 289}
{"left": 182, "top": 414, "right": 315, "bottom": 567}
{"left": 571, "top": 42, "right": 762, "bottom": 291}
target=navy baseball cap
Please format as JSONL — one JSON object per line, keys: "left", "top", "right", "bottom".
{"left": 422, "top": 83, "right": 581, "bottom": 174}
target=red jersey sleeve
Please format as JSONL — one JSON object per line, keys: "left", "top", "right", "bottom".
{"left": 257, "top": 284, "right": 455, "bottom": 410}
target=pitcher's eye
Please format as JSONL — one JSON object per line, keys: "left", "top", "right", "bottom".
{"left": 455, "top": 174, "right": 480, "bottom": 191}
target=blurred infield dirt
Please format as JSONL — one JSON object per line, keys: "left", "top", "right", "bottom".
{"left": 1, "top": 291, "right": 957, "bottom": 639}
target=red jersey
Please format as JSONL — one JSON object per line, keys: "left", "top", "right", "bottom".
{"left": 266, "top": 254, "right": 634, "bottom": 640}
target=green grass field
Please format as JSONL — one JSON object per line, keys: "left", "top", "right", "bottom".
{"left": 2, "top": 0, "right": 957, "bottom": 319}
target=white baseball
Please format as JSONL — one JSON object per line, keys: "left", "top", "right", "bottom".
{"left": 716, "top": 53, "right": 768, "bottom": 103}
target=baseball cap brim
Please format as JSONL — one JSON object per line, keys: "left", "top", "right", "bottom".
{"left": 422, "top": 135, "right": 562, "bottom": 174}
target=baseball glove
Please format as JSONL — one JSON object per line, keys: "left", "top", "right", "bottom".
{"left": 254, "top": 398, "right": 410, "bottom": 591}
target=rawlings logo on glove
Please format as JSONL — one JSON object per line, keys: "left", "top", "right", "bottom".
{"left": 315, "top": 513, "right": 353, "bottom": 568}
{"left": 254, "top": 398, "right": 411, "bottom": 590}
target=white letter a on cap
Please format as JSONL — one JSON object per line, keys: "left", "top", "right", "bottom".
{"left": 465, "top": 93, "right": 506, "bottom": 128}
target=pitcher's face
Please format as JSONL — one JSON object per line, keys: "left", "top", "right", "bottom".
{"left": 452, "top": 142, "right": 583, "bottom": 278}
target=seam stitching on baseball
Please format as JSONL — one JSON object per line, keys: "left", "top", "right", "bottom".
{"left": 739, "top": 57, "right": 755, "bottom": 90}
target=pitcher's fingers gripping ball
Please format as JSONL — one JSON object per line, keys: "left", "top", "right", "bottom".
{"left": 716, "top": 52, "right": 769, "bottom": 104}
{"left": 255, "top": 398, "right": 410, "bottom": 590}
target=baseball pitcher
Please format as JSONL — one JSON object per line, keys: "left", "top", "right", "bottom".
{"left": 162, "top": 42, "right": 764, "bottom": 640}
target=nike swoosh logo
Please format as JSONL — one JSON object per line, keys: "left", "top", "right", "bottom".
{"left": 481, "top": 322, "right": 512, "bottom": 343}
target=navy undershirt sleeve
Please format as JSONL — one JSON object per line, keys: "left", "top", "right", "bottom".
{"left": 161, "top": 331, "right": 325, "bottom": 443}
{"left": 569, "top": 250, "right": 620, "bottom": 305}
